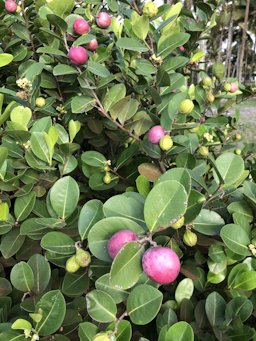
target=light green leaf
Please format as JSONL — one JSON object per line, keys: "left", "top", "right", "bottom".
{"left": 103, "top": 84, "right": 126, "bottom": 112}
{"left": 10, "top": 261, "right": 34, "bottom": 292}
{"left": 86, "top": 290, "right": 117, "bottom": 323}
{"left": 0, "top": 53, "right": 14, "bottom": 67}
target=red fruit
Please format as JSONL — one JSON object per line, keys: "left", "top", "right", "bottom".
{"left": 230, "top": 82, "right": 238, "bottom": 93}
{"left": 87, "top": 39, "right": 98, "bottom": 51}
{"left": 147, "top": 125, "right": 165, "bottom": 144}
{"left": 69, "top": 46, "right": 88, "bottom": 65}
{"left": 179, "top": 45, "right": 185, "bottom": 52}
{"left": 67, "top": 34, "right": 75, "bottom": 42}
{"left": 142, "top": 246, "right": 180, "bottom": 284}
{"left": 73, "top": 18, "right": 90, "bottom": 35}
{"left": 107, "top": 230, "right": 138, "bottom": 259}
{"left": 5, "top": 0, "right": 17, "bottom": 13}
{"left": 96, "top": 12, "right": 111, "bottom": 28}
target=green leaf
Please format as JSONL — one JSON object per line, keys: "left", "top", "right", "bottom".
{"left": 35, "top": 290, "right": 66, "bottom": 336}
{"left": 71, "top": 95, "right": 95, "bottom": 113}
{"left": 213, "top": 153, "right": 244, "bottom": 186}
{"left": 30, "top": 132, "right": 51, "bottom": 164}
{"left": 74, "top": 34, "right": 96, "bottom": 46}
{"left": 116, "top": 38, "right": 148, "bottom": 52}
{"left": 95, "top": 273, "right": 129, "bottom": 304}
{"left": 131, "top": 12, "right": 149, "bottom": 40}
{"left": 68, "top": 119, "right": 81, "bottom": 142}
{"left": 28, "top": 254, "right": 51, "bottom": 295}
{"left": 103, "top": 193, "right": 145, "bottom": 226}
{"left": 225, "top": 297, "right": 253, "bottom": 324}
{"left": 50, "top": 176, "right": 80, "bottom": 219}
{"left": 144, "top": 180, "right": 188, "bottom": 232}
{"left": 136, "top": 175, "right": 150, "bottom": 198}
{"left": 157, "top": 33, "right": 190, "bottom": 59}
{"left": 110, "top": 96, "right": 139, "bottom": 124}
{"left": 12, "top": 319, "right": 32, "bottom": 331}
{"left": 10, "top": 106, "right": 32, "bottom": 130}
{"left": 0, "top": 202, "right": 9, "bottom": 221}
{"left": 62, "top": 271, "right": 89, "bottom": 297}
{"left": 103, "top": 84, "right": 126, "bottom": 112}
{"left": 78, "top": 322, "right": 97, "bottom": 341}
{"left": 165, "top": 321, "right": 194, "bottom": 341}
{"left": 110, "top": 242, "right": 143, "bottom": 290}
{"left": 47, "top": 0, "right": 75, "bottom": 17}
{"left": 0, "top": 228, "right": 25, "bottom": 258}
{"left": 155, "top": 168, "right": 191, "bottom": 194}
{"left": 86, "top": 290, "right": 117, "bottom": 323}
{"left": 87, "top": 61, "right": 110, "bottom": 78}
{"left": 220, "top": 224, "right": 251, "bottom": 256}
{"left": 175, "top": 278, "right": 194, "bottom": 305}
{"left": 233, "top": 271, "right": 256, "bottom": 290}
{"left": 10, "top": 261, "right": 34, "bottom": 292}
{"left": 37, "top": 47, "right": 67, "bottom": 57}
{"left": 205, "top": 292, "right": 226, "bottom": 327}
{"left": 184, "top": 190, "right": 205, "bottom": 224}
{"left": 88, "top": 217, "right": 144, "bottom": 262}
{"left": 78, "top": 200, "right": 104, "bottom": 240}
{"left": 46, "top": 14, "right": 68, "bottom": 32}
{"left": 243, "top": 181, "right": 256, "bottom": 207}
{"left": 53, "top": 64, "right": 78, "bottom": 76}
{"left": 81, "top": 151, "right": 107, "bottom": 167}
{"left": 41, "top": 231, "right": 75, "bottom": 255}
{"left": 193, "top": 209, "right": 225, "bottom": 236}
{"left": 0, "top": 53, "right": 13, "bottom": 67}
{"left": 14, "top": 191, "right": 36, "bottom": 222}
{"left": 127, "top": 284, "right": 163, "bottom": 325}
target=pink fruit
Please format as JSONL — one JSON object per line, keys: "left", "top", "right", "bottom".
{"left": 67, "top": 34, "right": 75, "bottom": 42}
{"left": 5, "top": 0, "right": 17, "bottom": 13}
{"left": 147, "top": 125, "right": 165, "bottom": 144}
{"left": 179, "top": 45, "right": 185, "bottom": 52}
{"left": 73, "top": 18, "right": 90, "bottom": 35}
{"left": 87, "top": 39, "right": 98, "bottom": 51}
{"left": 69, "top": 46, "right": 88, "bottom": 65}
{"left": 142, "top": 246, "right": 180, "bottom": 284}
{"left": 96, "top": 12, "right": 111, "bottom": 28}
{"left": 230, "top": 82, "right": 238, "bottom": 93}
{"left": 107, "top": 230, "right": 138, "bottom": 259}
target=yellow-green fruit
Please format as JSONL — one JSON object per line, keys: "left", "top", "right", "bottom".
{"left": 103, "top": 172, "right": 111, "bottom": 184}
{"left": 142, "top": 2, "right": 158, "bottom": 17}
{"left": 207, "top": 92, "right": 215, "bottom": 103}
{"left": 159, "top": 135, "right": 173, "bottom": 151}
{"left": 16, "top": 5, "right": 22, "bottom": 13}
{"left": 183, "top": 230, "right": 197, "bottom": 247}
{"left": 212, "top": 63, "right": 225, "bottom": 80}
{"left": 198, "top": 146, "right": 209, "bottom": 157}
{"left": 35, "top": 97, "right": 46, "bottom": 107}
{"left": 223, "top": 83, "right": 231, "bottom": 92}
{"left": 104, "top": 165, "right": 110, "bottom": 172}
{"left": 235, "top": 149, "right": 241, "bottom": 155}
{"left": 235, "top": 133, "right": 241, "bottom": 140}
{"left": 66, "top": 256, "right": 80, "bottom": 273}
{"left": 93, "top": 332, "right": 115, "bottom": 341}
{"left": 170, "top": 217, "right": 184, "bottom": 230}
{"left": 75, "top": 249, "right": 91, "bottom": 267}
{"left": 202, "top": 77, "right": 212, "bottom": 87}
{"left": 179, "top": 99, "right": 194, "bottom": 114}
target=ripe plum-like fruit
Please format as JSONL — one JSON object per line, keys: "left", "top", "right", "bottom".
{"left": 73, "top": 18, "right": 90, "bottom": 35}
{"left": 5, "top": 0, "right": 17, "bottom": 13}
{"left": 147, "top": 125, "right": 165, "bottom": 144}
{"left": 142, "top": 246, "right": 180, "bottom": 284}
{"left": 87, "top": 39, "right": 98, "bottom": 51}
{"left": 179, "top": 45, "right": 185, "bottom": 52}
{"left": 69, "top": 46, "right": 88, "bottom": 65}
{"left": 230, "top": 82, "right": 238, "bottom": 93}
{"left": 107, "top": 230, "right": 138, "bottom": 259}
{"left": 96, "top": 12, "right": 111, "bottom": 28}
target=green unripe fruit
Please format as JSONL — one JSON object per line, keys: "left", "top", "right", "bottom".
{"left": 223, "top": 83, "right": 232, "bottom": 92}
{"left": 103, "top": 172, "right": 111, "bottom": 184}
{"left": 159, "top": 135, "right": 173, "bottom": 151}
{"left": 66, "top": 255, "right": 80, "bottom": 273}
{"left": 183, "top": 230, "right": 197, "bottom": 247}
{"left": 207, "top": 92, "right": 215, "bottom": 103}
{"left": 93, "top": 332, "right": 115, "bottom": 341}
{"left": 235, "top": 149, "right": 241, "bottom": 155}
{"left": 202, "top": 77, "right": 212, "bottom": 87}
{"left": 212, "top": 63, "right": 225, "bottom": 80}
{"left": 75, "top": 249, "right": 91, "bottom": 267}
{"left": 142, "top": 2, "right": 158, "bottom": 17}
{"left": 198, "top": 146, "right": 209, "bottom": 157}
{"left": 179, "top": 99, "right": 194, "bottom": 114}
{"left": 170, "top": 217, "right": 184, "bottom": 230}
{"left": 104, "top": 165, "right": 110, "bottom": 172}
{"left": 35, "top": 97, "right": 46, "bottom": 107}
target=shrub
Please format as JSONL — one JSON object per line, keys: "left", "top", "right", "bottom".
{"left": 0, "top": 0, "right": 255, "bottom": 340}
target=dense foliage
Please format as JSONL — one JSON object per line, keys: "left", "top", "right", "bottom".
{"left": 0, "top": 0, "right": 255, "bottom": 340}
